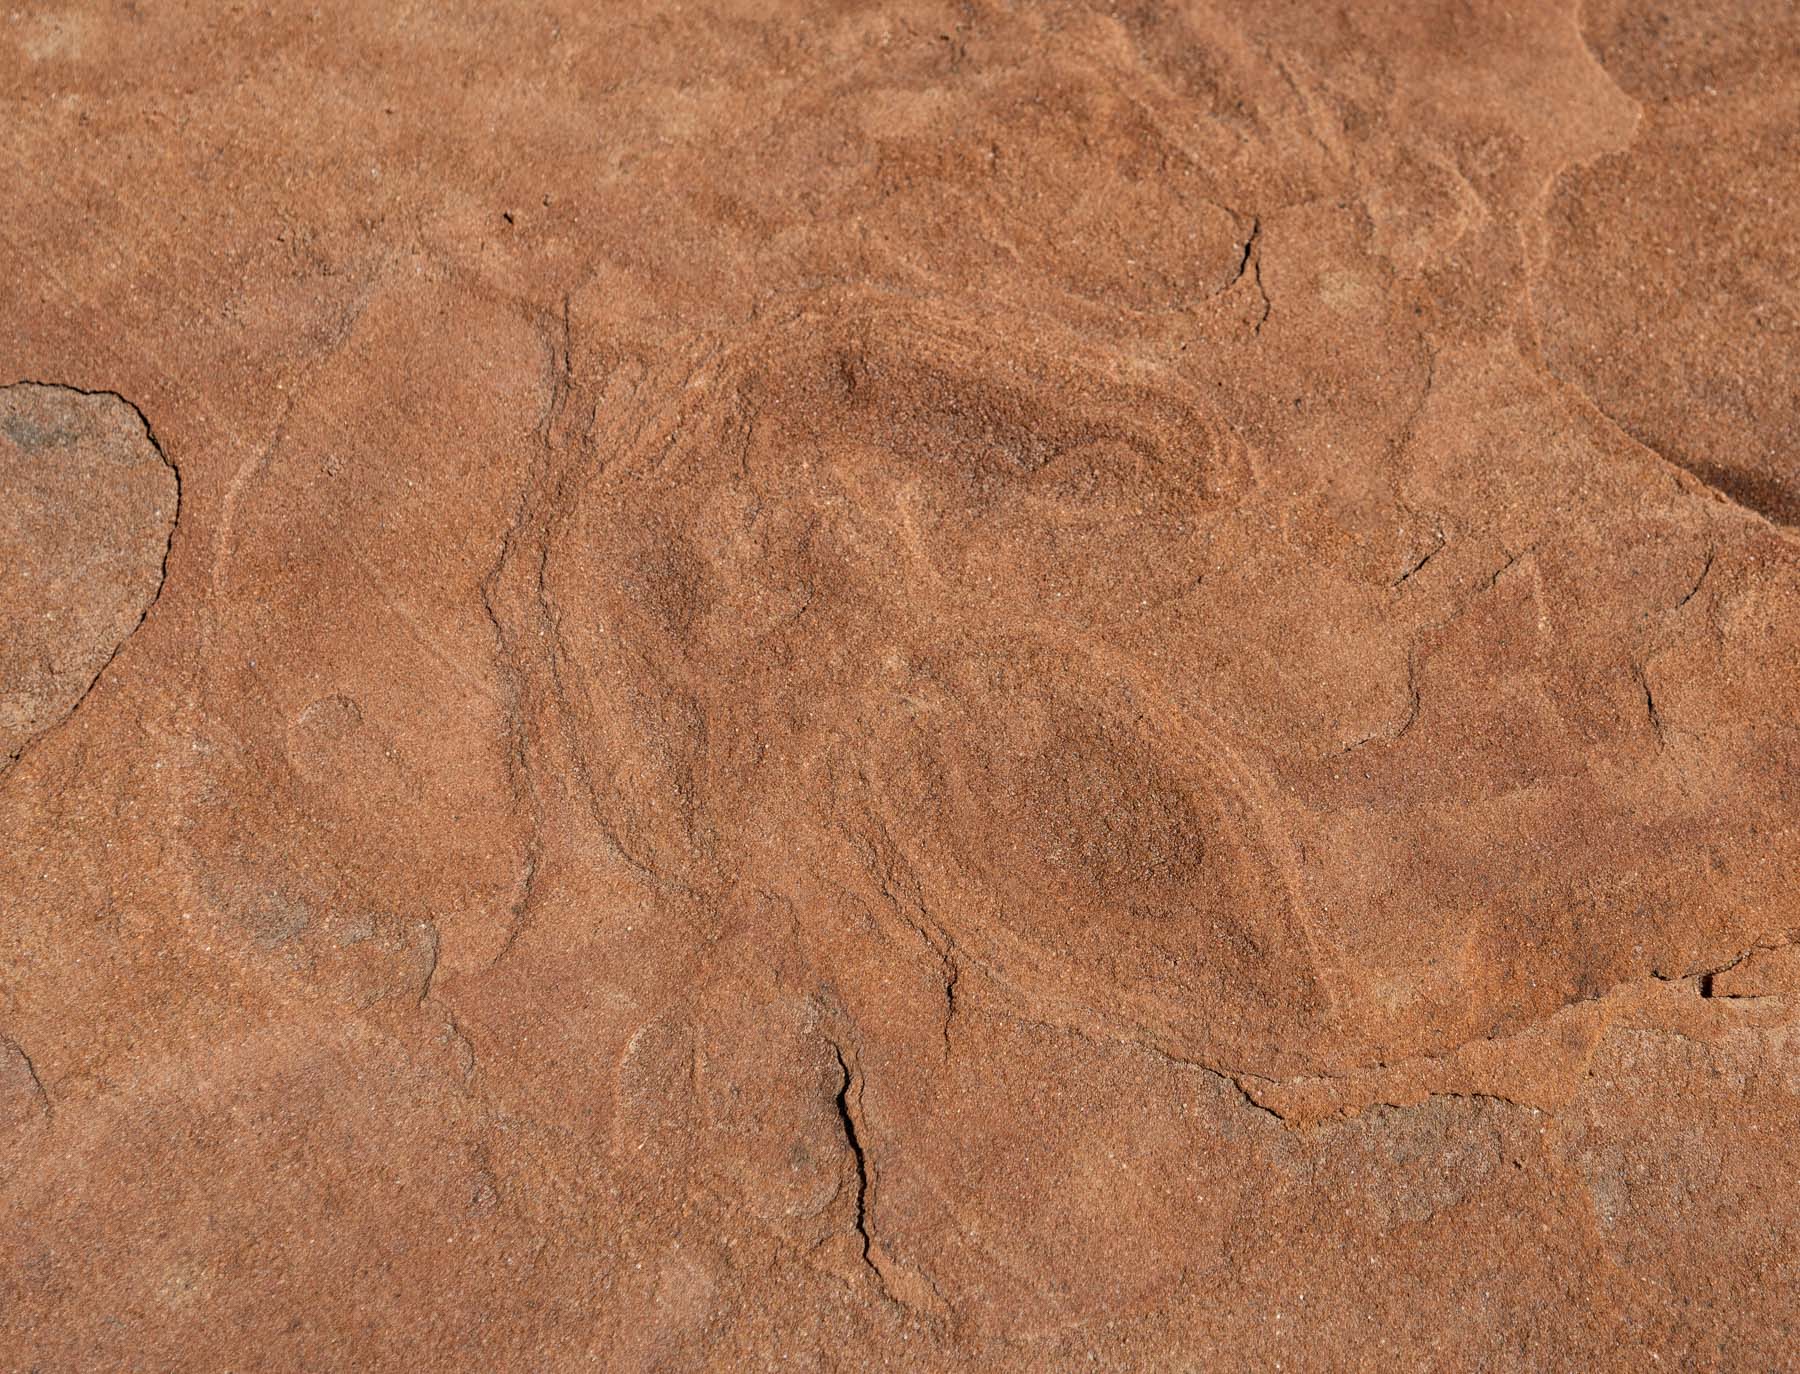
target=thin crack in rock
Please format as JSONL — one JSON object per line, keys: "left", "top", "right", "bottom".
{"left": 1392, "top": 523, "right": 1447, "bottom": 588}
{"left": 830, "top": 1041, "right": 878, "bottom": 1275}
{"left": 4, "top": 1039, "right": 52, "bottom": 1119}
{"left": 1636, "top": 662, "right": 1667, "bottom": 749}
{"left": 1673, "top": 546, "right": 1715, "bottom": 611}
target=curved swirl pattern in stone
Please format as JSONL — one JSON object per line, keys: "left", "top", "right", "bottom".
{"left": 869, "top": 645, "right": 1333, "bottom": 1069}
{"left": 537, "top": 301, "right": 1316, "bottom": 1066}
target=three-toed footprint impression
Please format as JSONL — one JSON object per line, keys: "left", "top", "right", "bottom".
{"left": 540, "top": 302, "right": 1325, "bottom": 1066}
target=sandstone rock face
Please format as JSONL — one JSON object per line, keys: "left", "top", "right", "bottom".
{"left": 1, "top": 2, "right": 1796, "bottom": 1369}
{"left": 1, "top": 385, "right": 177, "bottom": 771}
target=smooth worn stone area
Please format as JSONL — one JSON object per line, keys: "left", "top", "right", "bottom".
{"left": 2, "top": 2, "right": 1796, "bottom": 1369}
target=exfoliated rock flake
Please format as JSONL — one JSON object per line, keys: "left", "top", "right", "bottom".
{"left": 2, "top": 1, "right": 1796, "bottom": 1368}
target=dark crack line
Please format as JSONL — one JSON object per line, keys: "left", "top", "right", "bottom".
{"left": 1251, "top": 241, "right": 1272, "bottom": 334}
{"left": 1334, "top": 545, "right": 1532, "bottom": 757}
{"left": 1481, "top": 545, "right": 1533, "bottom": 592}
{"left": 1227, "top": 1075, "right": 1289, "bottom": 1124}
{"left": 830, "top": 1042, "right": 877, "bottom": 1272}
{"left": 1210, "top": 216, "right": 1272, "bottom": 333}
{"left": 1334, "top": 641, "right": 1421, "bottom": 758}
{"left": 1693, "top": 934, "right": 1800, "bottom": 999}
{"left": 1228, "top": 218, "right": 1258, "bottom": 290}
{"left": 942, "top": 956, "right": 960, "bottom": 1054}
{"left": 416, "top": 920, "right": 442, "bottom": 1004}
{"left": 1392, "top": 523, "right": 1447, "bottom": 589}
{"left": 839, "top": 784, "right": 963, "bottom": 1049}
{"left": 1673, "top": 546, "right": 1715, "bottom": 611}
{"left": 1634, "top": 661, "right": 1666, "bottom": 749}
{"left": 4, "top": 1038, "right": 52, "bottom": 1118}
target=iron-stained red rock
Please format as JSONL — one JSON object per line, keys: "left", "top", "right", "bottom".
{"left": 2, "top": 1, "right": 1796, "bottom": 1368}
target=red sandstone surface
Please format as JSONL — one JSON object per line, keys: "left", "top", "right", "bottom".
{"left": 3, "top": 2, "right": 1797, "bottom": 1368}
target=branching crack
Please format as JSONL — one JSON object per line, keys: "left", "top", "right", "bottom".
{"left": 1480, "top": 545, "right": 1534, "bottom": 592}
{"left": 1338, "top": 545, "right": 1530, "bottom": 758}
{"left": 1694, "top": 934, "right": 1799, "bottom": 998}
{"left": 1216, "top": 217, "right": 1271, "bottom": 334}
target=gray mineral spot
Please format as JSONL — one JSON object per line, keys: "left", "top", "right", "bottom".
{"left": 0, "top": 383, "right": 178, "bottom": 772}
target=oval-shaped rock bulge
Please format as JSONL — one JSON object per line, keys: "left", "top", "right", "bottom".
{"left": 1, "top": 383, "right": 177, "bottom": 773}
